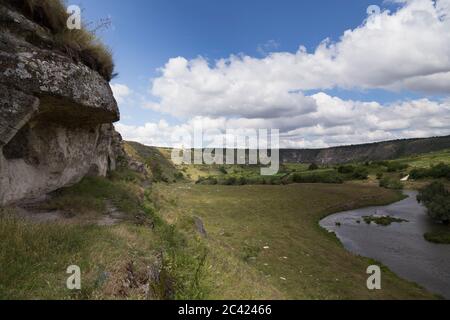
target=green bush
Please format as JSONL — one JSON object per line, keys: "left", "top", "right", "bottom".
{"left": 386, "top": 162, "right": 409, "bottom": 172}
{"left": 338, "top": 165, "right": 355, "bottom": 174}
{"left": 292, "top": 172, "right": 343, "bottom": 184}
{"left": 417, "top": 182, "right": 450, "bottom": 224}
{"left": 410, "top": 163, "right": 450, "bottom": 180}
{"left": 219, "top": 166, "right": 228, "bottom": 174}
{"left": 351, "top": 167, "right": 369, "bottom": 180}
{"left": 196, "top": 176, "right": 218, "bottom": 185}
{"left": 308, "top": 163, "right": 319, "bottom": 171}
{"left": 379, "top": 177, "right": 403, "bottom": 190}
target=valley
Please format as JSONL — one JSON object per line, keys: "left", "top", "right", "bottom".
{"left": 1, "top": 140, "right": 448, "bottom": 299}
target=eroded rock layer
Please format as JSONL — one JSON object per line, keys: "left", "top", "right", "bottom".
{"left": 0, "top": 5, "right": 122, "bottom": 205}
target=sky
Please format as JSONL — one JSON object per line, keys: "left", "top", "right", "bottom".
{"left": 79, "top": 0, "right": 450, "bottom": 148}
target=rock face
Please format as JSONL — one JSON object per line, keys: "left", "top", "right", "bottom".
{"left": 0, "top": 5, "right": 122, "bottom": 205}
{"left": 280, "top": 135, "right": 450, "bottom": 165}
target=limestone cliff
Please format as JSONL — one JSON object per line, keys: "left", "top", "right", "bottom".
{"left": 280, "top": 135, "right": 450, "bottom": 165}
{"left": 0, "top": 5, "right": 123, "bottom": 205}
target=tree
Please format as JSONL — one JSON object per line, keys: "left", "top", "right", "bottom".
{"left": 417, "top": 182, "right": 450, "bottom": 224}
{"left": 308, "top": 163, "right": 319, "bottom": 171}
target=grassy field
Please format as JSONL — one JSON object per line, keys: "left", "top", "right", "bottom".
{"left": 154, "top": 182, "right": 436, "bottom": 299}
{"left": 1, "top": 141, "right": 447, "bottom": 299}
{"left": 0, "top": 170, "right": 209, "bottom": 300}
{"left": 393, "top": 149, "right": 450, "bottom": 169}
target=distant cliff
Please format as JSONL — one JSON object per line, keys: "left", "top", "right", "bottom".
{"left": 0, "top": 3, "right": 123, "bottom": 205}
{"left": 280, "top": 135, "right": 450, "bottom": 164}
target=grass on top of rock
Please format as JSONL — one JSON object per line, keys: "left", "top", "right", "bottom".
{"left": 3, "top": 0, "right": 115, "bottom": 80}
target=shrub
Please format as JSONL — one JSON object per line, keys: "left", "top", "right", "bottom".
{"left": 352, "top": 167, "right": 369, "bottom": 180}
{"left": 376, "top": 172, "right": 384, "bottom": 180}
{"left": 410, "top": 163, "right": 450, "bottom": 180}
{"left": 417, "top": 182, "right": 450, "bottom": 224}
{"left": 410, "top": 168, "right": 429, "bottom": 180}
{"left": 308, "top": 163, "right": 319, "bottom": 171}
{"left": 196, "top": 176, "right": 217, "bottom": 185}
{"left": 386, "top": 162, "right": 409, "bottom": 172}
{"left": 338, "top": 165, "right": 355, "bottom": 174}
{"left": 224, "top": 177, "right": 237, "bottom": 185}
{"left": 237, "top": 177, "right": 247, "bottom": 185}
{"left": 174, "top": 172, "right": 184, "bottom": 180}
{"left": 219, "top": 166, "right": 228, "bottom": 174}
{"left": 292, "top": 172, "right": 343, "bottom": 184}
{"left": 379, "top": 177, "right": 403, "bottom": 190}
{"left": 4, "top": 0, "right": 115, "bottom": 80}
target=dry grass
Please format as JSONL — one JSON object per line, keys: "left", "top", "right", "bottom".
{"left": 3, "top": 0, "right": 115, "bottom": 80}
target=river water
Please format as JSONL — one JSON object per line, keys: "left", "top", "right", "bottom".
{"left": 320, "top": 190, "right": 450, "bottom": 299}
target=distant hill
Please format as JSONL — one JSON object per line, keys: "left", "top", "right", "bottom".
{"left": 280, "top": 135, "right": 450, "bottom": 164}
{"left": 125, "top": 135, "right": 450, "bottom": 167}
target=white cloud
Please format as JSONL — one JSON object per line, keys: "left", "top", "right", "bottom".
{"left": 257, "top": 40, "right": 280, "bottom": 56}
{"left": 150, "top": 0, "right": 450, "bottom": 121}
{"left": 110, "top": 83, "right": 132, "bottom": 104}
{"left": 118, "top": 0, "right": 450, "bottom": 148}
{"left": 116, "top": 94, "right": 450, "bottom": 148}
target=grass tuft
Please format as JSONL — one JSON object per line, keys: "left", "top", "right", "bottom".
{"left": 3, "top": 0, "right": 115, "bottom": 80}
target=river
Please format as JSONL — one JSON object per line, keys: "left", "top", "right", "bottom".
{"left": 320, "top": 190, "right": 450, "bottom": 299}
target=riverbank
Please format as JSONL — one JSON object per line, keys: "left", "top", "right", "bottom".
{"left": 320, "top": 190, "right": 450, "bottom": 299}
{"left": 155, "top": 183, "right": 436, "bottom": 299}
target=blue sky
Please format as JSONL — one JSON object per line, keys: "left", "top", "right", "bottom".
{"left": 77, "top": 0, "right": 450, "bottom": 148}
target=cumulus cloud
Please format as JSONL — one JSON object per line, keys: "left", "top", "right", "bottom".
{"left": 117, "top": 94, "right": 450, "bottom": 148}
{"left": 117, "top": 0, "right": 450, "bottom": 148}
{"left": 110, "top": 83, "right": 132, "bottom": 104}
{"left": 149, "top": 0, "right": 450, "bottom": 121}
